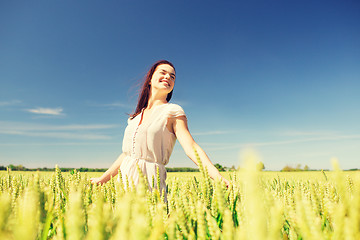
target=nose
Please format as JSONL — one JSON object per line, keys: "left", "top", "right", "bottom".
{"left": 164, "top": 73, "right": 170, "bottom": 79}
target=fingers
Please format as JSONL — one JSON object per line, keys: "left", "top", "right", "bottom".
{"left": 224, "top": 179, "right": 230, "bottom": 188}
{"left": 89, "top": 178, "right": 101, "bottom": 184}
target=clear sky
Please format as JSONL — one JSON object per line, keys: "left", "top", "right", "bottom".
{"left": 1, "top": 0, "right": 359, "bottom": 170}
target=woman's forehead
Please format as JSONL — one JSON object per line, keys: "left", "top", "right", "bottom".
{"left": 156, "top": 64, "right": 175, "bottom": 74}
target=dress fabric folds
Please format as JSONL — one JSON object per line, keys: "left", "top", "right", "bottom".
{"left": 119, "top": 103, "right": 186, "bottom": 199}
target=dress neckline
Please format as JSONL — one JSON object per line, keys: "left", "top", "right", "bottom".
{"left": 138, "top": 103, "right": 168, "bottom": 127}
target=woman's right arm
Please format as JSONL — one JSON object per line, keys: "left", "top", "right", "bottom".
{"left": 90, "top": 153, "right": 126, "bottom": 184}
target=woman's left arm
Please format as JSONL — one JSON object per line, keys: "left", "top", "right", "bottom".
{"left": 172, "top": 116, "right": 230, "bottom": 186}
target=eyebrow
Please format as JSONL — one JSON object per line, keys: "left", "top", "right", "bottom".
{"left": 160, "top": 69, "right": 176, "bottom": 77}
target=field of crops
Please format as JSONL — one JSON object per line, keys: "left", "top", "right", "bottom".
{"left": 0, "top": 154, "right": 359, "bottom": 239}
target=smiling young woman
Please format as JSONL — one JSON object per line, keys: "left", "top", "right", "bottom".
{"left": 90, "top": 60, "right": 229, "bottom": 200}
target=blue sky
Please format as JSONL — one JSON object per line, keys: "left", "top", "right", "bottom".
{"left": 0, "top": 0, "right": 359, "bottom": 170}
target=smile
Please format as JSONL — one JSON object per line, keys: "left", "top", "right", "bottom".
{"left": 160, "top": 80, "right": 170, "bottom": 86}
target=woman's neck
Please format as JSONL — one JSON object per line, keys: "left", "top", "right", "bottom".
{"left": 147, "top": 90, "right": 168, "bottom": 109}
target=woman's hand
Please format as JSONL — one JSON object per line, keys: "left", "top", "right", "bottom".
{"left": 89, "top": 153, "right": 125, "bottom": 185}
{"left": 90, "top": 177, "right": 103, "bottom": 185}
{"left": 223, "top": 178, "right": 230, "bottom": 188}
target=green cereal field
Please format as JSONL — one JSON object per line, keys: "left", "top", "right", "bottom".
{"left": 0, "top": 158, "right": 359, "bottom": 239}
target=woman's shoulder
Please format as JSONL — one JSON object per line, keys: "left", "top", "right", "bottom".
{"left": 164, "top": 103, "right": 186, "bottom": 118}
{"left": 166, "top": 102, "right": 182, "bottom": 109}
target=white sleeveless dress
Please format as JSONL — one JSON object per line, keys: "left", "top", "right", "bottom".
{"left": 119, "top": 103, "right": 186, "bottom": 196}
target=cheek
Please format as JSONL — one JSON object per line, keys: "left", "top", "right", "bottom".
{"left": 150, "top": 73, "right": 159, "bottom": 83}
{"left": 150, "top": 77, "right": 157, "bottom": 85}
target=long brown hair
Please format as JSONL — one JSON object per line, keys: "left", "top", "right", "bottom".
{"left": 130, "top": 60, "right": 175, "bottom": 119}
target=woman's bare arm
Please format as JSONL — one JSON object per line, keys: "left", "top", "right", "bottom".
{"left": 90, "top": 152, "right": 126, "bottom": 184}
{"left": 172, "top": 116, "right": 230, "bottom": 186}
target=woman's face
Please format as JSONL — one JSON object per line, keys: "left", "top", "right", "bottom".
{"left": 150, "top": 64, "right": 176, "bottom": 93}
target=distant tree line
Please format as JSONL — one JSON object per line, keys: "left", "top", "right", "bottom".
{"left": 281, "top": 164, "right": 310, "bottom": 172}
{"left": 2, "top": 163, "right": 357, "bottom": 172}
{"left": 166, "top": 167, "right": 199, "bottom": 172}
{"left": 0, "top": 164, "right": 238, "bottom": 172}
{"left": 0, "top": 165, "right": 109, "bottom": 172}
{"left": 0, "top": 164, "right": 200, "bottom": 172}
{"left": 280, "top": 164, "right": 359, "bottom": 172}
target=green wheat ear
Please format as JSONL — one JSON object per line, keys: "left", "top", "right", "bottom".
{"left": 156, "top": 165, "right": 161, "bottom": 190}
{"left": 193, "top": 147, "right": 213, "bottom": 208}
{"left": 136, "top": 163, "right": 148, "bottom": 189}
{"left": 193, "top": 147, "right": 207, "bottom": 181}
{"left": 321, "top": 169, "right": 328, "bottom": 181}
